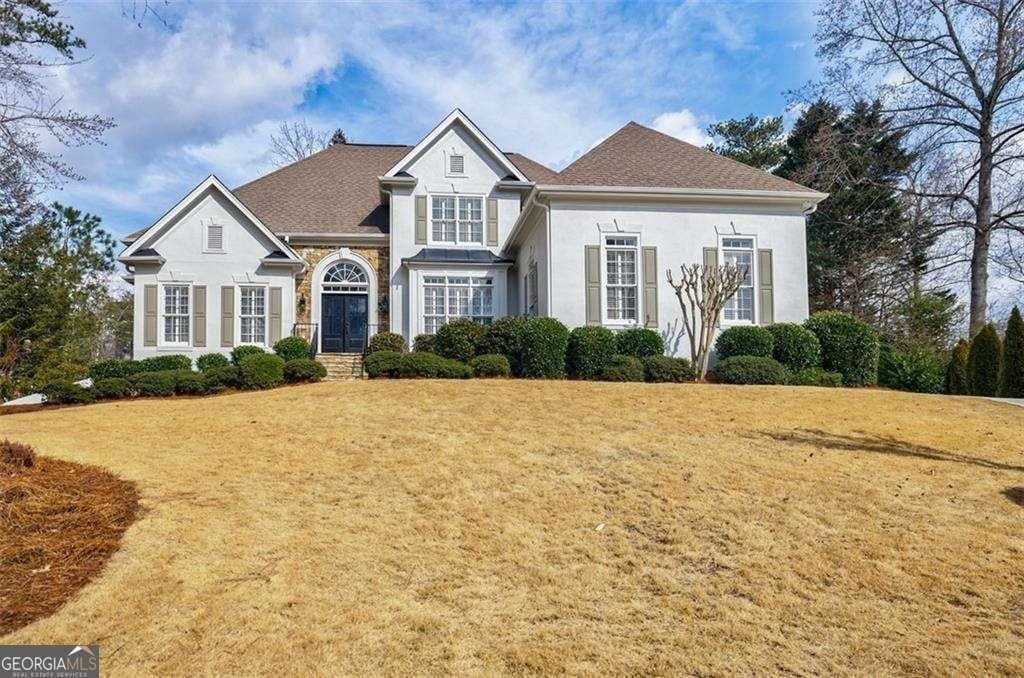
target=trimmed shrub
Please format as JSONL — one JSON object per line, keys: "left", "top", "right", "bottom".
{"left": 88, "top": 359, "right": 140, "bottom": 381}
{"left": 714, "top": 325, "right": 774, "bottom": 360}
{"left": 469, "top": 354, "right": 511, "bottom": 378}
{"left": 711, "top": 356, "right": 789, "bottom": 385}
{"left": 642, "top": 355, "right": 695, "bottom": 383}
{"left": 32, "top": 363, "right": 88, "bottom": 390}
{"left": 365, "top": 351, "right": 404, "bottom": 378}
{"left": 231, "top": 344, "right": 265, "bottom": 365}
{"left": 239, "top": 353, "right": 285, "bottom": 390}
{"left": 804, "top": 311, "right": 880, "bottom": 386}
{"left": 366, "top": 331, "right": 406, "bottom": 354}
{"left": 385, "top": 352, "right": 471, "bottom": 379}
{"left": 413, "top": 333, "right": 437, "bottom": 354}
{"left": 93, "top": 377, "right": 132, "bottom": 399}
{"left": 615, "top": 327, "right": 664, "bottom": 359}
{"left": 273, "top": 336, "right": 310, "bottom": 362}
{"left": 137, "top": 354, "right": 192, "bottom": 373}
{"left": 203, "top": 365, "right": 240, "bottom": 392}
{"left": 170, "top": 369, "right": 207, "bottom": 395}
{"left": 42, "top": 380, "right": 96, "bottom": 405}
{"left": 477, "top": 316, "right": 527, "bottom": 376}
{"left": 196, "top": 353, "right": 230, "bottom": 372}
{"left": 998, "top": 306, "right": 1024, "bottom": 398}
{"left": 967, "top": 323, "right": 1002, "bottom": 396}
{"left": 878, "top": 349, "right": 945, "bottom": 394}
{"left": 946, "top": 339, "right": 970, "bottom": 395}
{"left": 566, "top": 326, "right": 617, "bottom": 380}
{"left": 283, "top": 358, "right": 327, "bottom": 383}
{"left": 1, "top": 440, "right": 35, "bottom": 467}
{"left": 789, "top": 367, "right": 843, "bottom": 387}
{"left": 129, "top": 370, "right": 176, "bottom": 397}
{"left": 600, "top": 355, "right": 645, "bottom": 382}
{"left": 766, "top": 323, "right": 821, "bottom": 370}
{"left": 521, "top": 317, "right": 570, "bottom": 378}
{"left": 434, "top": 319, "right": 486, "bottom": 362}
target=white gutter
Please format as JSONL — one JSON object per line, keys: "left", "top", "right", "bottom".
{"left": 533, "top": 184, "right": 828, "bottom": 204}
{"left": 281, "top": 232, "right": 389, "bottom": 243}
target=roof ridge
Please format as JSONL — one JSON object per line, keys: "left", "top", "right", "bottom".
{"left": 556, "top": 122, "right": 638, "bottom": 178}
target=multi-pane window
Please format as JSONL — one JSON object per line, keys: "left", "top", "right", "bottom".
{"left": 605, "top": 236, "right": 638, "bottom": 322}
{"left": 526, "top": 262, "right": 539, "bottom": 317}
{"left": 722, "top": 237, "right": 755, "bottom": 322}
{"left": 431, "top": 196, "right": 483, "bottom": 244}
{"left": 163, "top": 285, "right": 190, "bottom": 344}
{"left": 240, "top": 287, "right": 266, "bottom": 344}
{"left": 423, "top": 275, "right": 494, "bottom": 334}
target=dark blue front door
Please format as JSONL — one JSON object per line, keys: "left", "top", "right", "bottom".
{"left": 321, "top": 294, "right": 368, "bottom": 353}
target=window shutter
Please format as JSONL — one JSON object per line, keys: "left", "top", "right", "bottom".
{"left": 758, "top": 249, "right": 774, "bottom": 325}
{"left": 703, "top": 247, "right": 718, "bottom": 268}
{"left": 415, "top": 195, "right": 427, "bottom": 244}
{"left": 193, "top": 286, "right": 207, "bottom": 347}
{"left": 585, "top": 245, "right": 601, "bottom": 325}
{"left": 486, "top": 198, "right": 499, "bottom": 246}
{"left": 642, "top": 246, "right": 658, "bottom": 328}
{"left": 220, "top": 286, "right": 234, "bottom": 347}
{"left": 143, "top": 284, "right": 157, "bottom": 347}
{"left": 269, "top": 287, "right": 282, "bottom": 345}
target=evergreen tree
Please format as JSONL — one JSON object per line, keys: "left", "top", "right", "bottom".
{"left": 945, "top": 339, "right": 969, "bottom": 395}
{"left": 966, "top": 324, "right": 1002, "bottom": 396}
{"left": 706, "top": 115, "right": 786, "bottom": 171}
{"left": 997, "top": 307, "right": 1024, "bottom": 398}
{"left": 329, "top": 128, "right": 348, "bottom": 145}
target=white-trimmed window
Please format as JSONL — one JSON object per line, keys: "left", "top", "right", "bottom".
{"left": 240, "top": 287, "right": 267, "bottom": 344}
{"left": 205, "top": 222, "right": 224, "bottom": 252}
{"left": 526, "top": 261, "right": 538, "bottom": 317}
{"left": 163, "top": 285, "right": 190, "bottom": 345}
{"left": 604, "top": 235, "right": 639, "bottom": 323}
{"left": 423, "top": 275, "right": 493, "bottom": 333}
{"left": 431, "top": 195, "right": 483, "bottom": 245}
{"left": 722, "top": 237, "right": 755, "bottom": 323}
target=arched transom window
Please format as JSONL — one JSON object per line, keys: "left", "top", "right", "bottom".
{"left": 323, "top": 262, "right": 368, "bottom": 293}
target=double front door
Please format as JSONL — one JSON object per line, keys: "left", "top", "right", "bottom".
{"left": 321, "top": 294, "right": 368, "bottom": 353}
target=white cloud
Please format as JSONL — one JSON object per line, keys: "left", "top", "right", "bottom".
{"left": 651, "top": 109, "right": 712, "bottom": 146}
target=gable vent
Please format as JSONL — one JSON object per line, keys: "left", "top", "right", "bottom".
{"left": 449, "top": 154, "right": 465, "bottom": 175}
{"left": 207, "top": 223, "right": 224, "bottom": 251}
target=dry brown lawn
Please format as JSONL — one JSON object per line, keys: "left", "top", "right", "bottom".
{"left": 1, "top": 381, "right": 1022, "bottom": 675}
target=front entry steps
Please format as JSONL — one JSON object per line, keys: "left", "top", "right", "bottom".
{"left": 315, "top": 353, "right": 365, "bottom": 381}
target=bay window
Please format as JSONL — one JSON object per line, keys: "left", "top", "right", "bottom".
{"left": 240, "top": 287, "right": 267, "bottom": 344}
{"left": 604, "top": 235, "right": 639, "bottom": 323}
{"left": 431, "top": 195, "right": 483, "bottom": 245}
{"left": 163, "top": 285, "right": 190, "bottom": 344}
{"left": 722, "top": 237, "right": 755, "bottom": 323}
{"left": 423, "top": 275, "right": 494, "bottom": 333}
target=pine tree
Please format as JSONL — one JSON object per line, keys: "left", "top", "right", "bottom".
{"left": 997, "top": 307, "right": 1024, "bottom": 398}
{"left": 946, "top": 339, "right": 969, "bottom": 395}
{"left": 706, "top": 115, "right": 786, "bottom": 171}
{"left": 966, "top": 324, "right": 1002, "bottom": 396}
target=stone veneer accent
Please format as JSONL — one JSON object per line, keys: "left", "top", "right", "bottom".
{"left": 293, "top": 246, "right": 389, "bottom": 332}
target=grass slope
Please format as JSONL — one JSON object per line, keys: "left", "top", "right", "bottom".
{"left": 1, "top": 381, "right": 1022, "bottom": 674}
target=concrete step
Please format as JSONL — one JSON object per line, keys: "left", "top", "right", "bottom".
{"left": 315, "top": 353, "right": 365, "bottom": 381}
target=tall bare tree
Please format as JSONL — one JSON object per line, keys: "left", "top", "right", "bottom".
{"left": 815, "top": 0, "right": 1024, "bottom": 334}
{"left": 667, "top": 262, "right": 747, "bottom": 380}
{"left": 268, "top": 120, "right": 333, "bottom": 166}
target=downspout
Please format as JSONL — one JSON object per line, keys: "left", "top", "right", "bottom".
{"left": 384, "top": 187, "right": 394, "bottom": 336}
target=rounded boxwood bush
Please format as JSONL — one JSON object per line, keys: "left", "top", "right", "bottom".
{"left": 366, "top": 331, "right": 406, "bottom": 354}
{"left": 88, "top": 359, "right": 140, "bottom": 381}
{"left": 615, "top": 327, "right": 664, "bottom": 359}
{"left": 967, "top": 323, "right": 1002, "bottom": 396}
{"left": 469, "top": 354, "right": 511, "bottom": 378}
{"left": 566, "top": 326, "right": 617, "bottom": 380}
{"left": 137, "top": 354, "right": 192, "bottom": 373}
{"left": 386, "top": 352, "right": 471, "bottom": 379}
{"left": 711, "top": 355, "right": 789, "bottom": 385}
{"left": 283, "top": 358, "right": 327, "bottom": 383}
{"left": 766, "top": 323, "right": 821, "bottom": 370}
{"left": 804, "top": 311, "right": 880, "bottom": 386}
{"left": 239, "top": 353, "right": 285, "bottom": 390}
{"left": 642, "top": 355, "right": 695, "bottom": 383}
{"left": 521, "top": 317, "right": 570, "bottom": 378}
{"left": 477, "top": 316, "right": 527, "bottom": 376}
{"left": 413, "top": 333, "right": 437, "bottom": 354}
{"left": 946, "top": 339, "right": 970, "bottom": 395}
{"left": 129, "top": 370, "right": 176, "bottom": 397}
{"left": 203, "top": 365, "right": 240, "bottom": 392}
{"left": 434, "top": 319, "right": 486, "bottom": 363}
{"left": 600, "top": 355, "right": 645, "bottom": 382}
{"left": 231, "top": 344, "right": 266, "bottom": 365}
{"left": 42, "top": 380, "right": 96, "bottom": 405}
{"left": 365, "top": 351, "right": 403, "bottom": 378}
{"left": 789, "top": 367, "right": 843, "bottom": 387}
{"left": 93, "top": 377, "right": 132, "bottom": 399}
{"left": 878, "top": 349, "right": 944, "bottom": 394}
{"left": 273, "top": 336, "right": 310, "bottom": 362}
{"left": 196, "top": 353, "right": 230, "bottom": 372}
{"left": 714, "top": 325, "right": 774, "bottom": 359}
{"left": 170, "top": 369, "right": 207, "bottom": 395}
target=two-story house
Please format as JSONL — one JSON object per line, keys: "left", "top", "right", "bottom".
{"left": 119, "top": 109, "right": 825, "bottom": 363}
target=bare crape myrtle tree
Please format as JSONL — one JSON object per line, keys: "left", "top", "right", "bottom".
{"left": 667, "top": 262, "right": 748, "bottom": 380}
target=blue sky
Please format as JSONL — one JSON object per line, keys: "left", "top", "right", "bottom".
{"left": 47, "top": 0, "right": 821, "bottom": 240}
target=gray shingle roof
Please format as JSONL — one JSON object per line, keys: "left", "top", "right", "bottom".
{"left": 401, "top": 248, "right": 514, "bottom": 264}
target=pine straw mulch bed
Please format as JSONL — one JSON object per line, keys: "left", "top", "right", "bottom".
{"left": 0, "top": 441, "right": 139, "bottom": 635}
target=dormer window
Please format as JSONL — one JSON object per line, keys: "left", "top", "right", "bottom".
{"left": 205, "top": 221, "right": 225, "bottom": 252}
{"left": 448, "top": 153, "right": 465, "bottom": 176}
